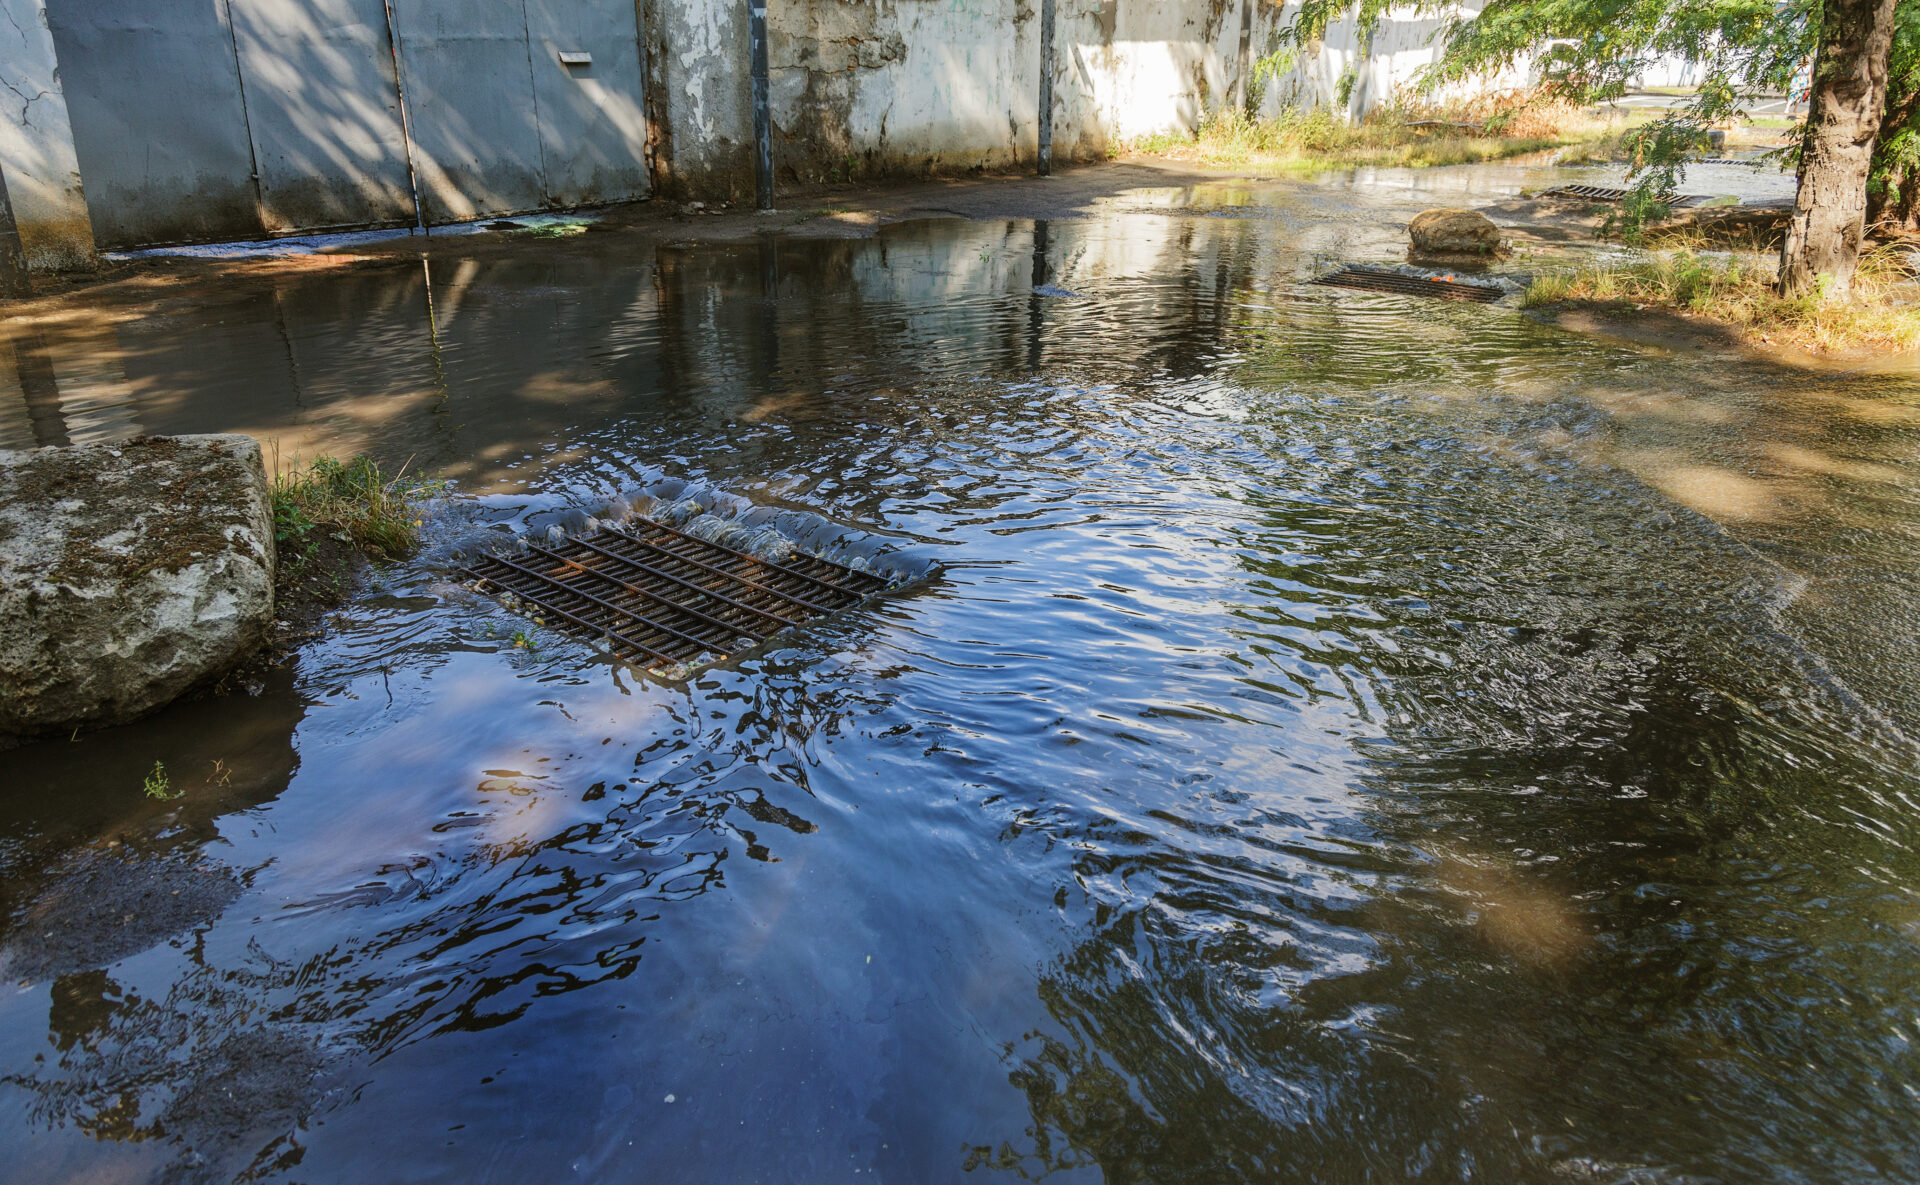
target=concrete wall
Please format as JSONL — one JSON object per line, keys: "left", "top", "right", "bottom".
{"left": 666, "top": 0, "right": 1503, "bottom": 200}
{"left": 1256, "top": 3, "right": 1532, "bottom": 121}
{"left": 640, "top": 0, "right": 754, "bottom": 200}
{"left": 0, "top": 0, "right": 93, "bottom": 269}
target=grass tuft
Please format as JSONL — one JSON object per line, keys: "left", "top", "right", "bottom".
{"left": 270, "top": 454, "right": 441, "bottom": 562}
{"left": 1522, "top": 244, "right": 1920, "bottom": 353}
{"left": 1131, "top": 90, "right": 1626, "bottom": 173}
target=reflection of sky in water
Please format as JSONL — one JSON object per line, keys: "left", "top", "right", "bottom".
{"left": 5, "top": 172, "right": 1920, "bottom": 1182}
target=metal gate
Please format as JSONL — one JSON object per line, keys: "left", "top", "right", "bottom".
{"left": 44, "top": 0, "right": 651, "bottom": 248}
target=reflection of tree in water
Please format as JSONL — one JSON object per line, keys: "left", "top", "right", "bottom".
{"left": 979, "top": 396, "right": 1920, "bottom": 1181}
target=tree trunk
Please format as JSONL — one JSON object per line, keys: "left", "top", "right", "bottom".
{"left": 1779, "top": 0, "right": 1901, "bottom": 298}
{"left": 1865, "top": 79, "right": 1920, "bottom": 229}
{"left": 0, "top": 167, "right": 30, "bottom": 300}
{"left": 1898, "top": 167, "right": 1920, "bottom": 227}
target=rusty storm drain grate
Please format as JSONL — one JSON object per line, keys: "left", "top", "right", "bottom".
{"left": 461, "top": 517, "right": 898, "bottom": 673}
{"left": 1311, "top": 265, "right": 1507, "bottom": 303}
{"left": 1539, "top": 184, "right": 1712, "bottom": 209}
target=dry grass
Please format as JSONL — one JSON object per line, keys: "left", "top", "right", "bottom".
{"left": 1132, "top": 90, "right": 1626, "bottom": 172}
{"left": 1522, "top": 244, "right": 1920, "bottom": 353}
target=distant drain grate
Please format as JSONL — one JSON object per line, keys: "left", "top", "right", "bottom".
{"left": 461, "top": 517, "right": 895, "bottom": 672}
{"left": 1311, "top": 265, "right": 1506, "bottom": 303}
{"left": 1540, "top": 184, "right": 1711, "bottom": 208}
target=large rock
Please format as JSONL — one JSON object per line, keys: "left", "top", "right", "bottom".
{"left": 1409, "top": 208, "right": 1505, "bottom": 257}
{"left": 0, "top": 435, "right": 275, "bottom": 738}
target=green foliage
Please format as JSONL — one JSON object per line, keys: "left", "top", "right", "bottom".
{"left": 510, "top": 629, "right": 538, "bottom": 651}
{"left": 270, "top": 454, "right": 442, "bottom": 562}
{"left": 1869, "top": 2, "right": 1920, "bottom": 224}
{"left": 142, "top": 760, "right": 179, "bottom": 800}
{"left": 1335, "top": 63, "right": 1360, "bottom": 110}
{"left": 1263, "top": 0, "right": 1824, "bottom": 227}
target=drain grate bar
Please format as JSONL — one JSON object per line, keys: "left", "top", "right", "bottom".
{"left": 1311, "top": 265, "right": 1506, "bottom": 303}
{"left": 461, "top": 515, "right": 895, "bottom": 671}
{"left": 487, "top": 550, "right": 741, "bottom": 654}
{"left": 626, "top": 517, "right": 877, "bottom": 599}
{"left": 1540, "top": 184, "right": 1711, "bottom": 208}
{"left": 566, "top": 534, "right": 810, "bottom": 625}
{"left": 522, "top": 540, "right": 767, "bottom": 639}
{"left": 585, "top": 529, "right": 833, "bottom": 617}
{"left": 467, "top": 555, "right": 687, "bottom": 667}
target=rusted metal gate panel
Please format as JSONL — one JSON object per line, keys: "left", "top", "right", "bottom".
{"left": 462, "top": 518, "right": 896, "bottom": 672}
{"left": 522, "top": 0, "right": 651, "bottom": 207}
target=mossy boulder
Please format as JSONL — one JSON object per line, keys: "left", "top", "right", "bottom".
{"left": 1409, "top": 208, "right": 1505, "bottom": 258}
{"left": 0, "top": 434, "right": 274, "bottom": 739}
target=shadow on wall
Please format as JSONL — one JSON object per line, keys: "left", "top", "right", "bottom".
{"left": 40, "top": 0, "right": 652, "bottom": 250}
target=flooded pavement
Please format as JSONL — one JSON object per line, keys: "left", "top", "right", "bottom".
{"left": 5, "top": 162, "right": 1920, "bottom": 1183}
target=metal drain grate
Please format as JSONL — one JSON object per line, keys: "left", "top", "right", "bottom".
{"left": 1540, "top": 184, "right": 1711, "bottom": 208}
{"left": 461, "top": 517, "right": 895, "bottom": 672}
{"left": 1311, "top": 265, "right": 1506, "bottom": 303}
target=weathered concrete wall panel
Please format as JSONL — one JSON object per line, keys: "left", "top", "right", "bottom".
{"left": 44, "top": 0, "right": 266, "bottom": 247}
{"left": 524, "top": 0, "right": 650, "bottom": 206}
{"left": 229, "top": 0, "right": 415, "bottom": 231}
{"left": 389, "top": 0, "right": 550, "bottom": 222}
{"left": 735, "top": 0, "right": 1488, "bottom": 194}
{"left": 0, "top": 0, "right": 93, "bottom": 269}
{"left": 768, "top": 0, "right": 1041, "bottom": 184}
{"left": 641, "top": 0, "right": 753, "bottom": 200}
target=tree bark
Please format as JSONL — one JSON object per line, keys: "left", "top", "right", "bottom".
{"left": 0, "top": 167, "right": 30, "bottom": 300}
{"left": 1779, "top": 0, "right": 1900, "bottom": 298}
{"left": 1864, "top": 79, "right": 1920, "bottom": 229}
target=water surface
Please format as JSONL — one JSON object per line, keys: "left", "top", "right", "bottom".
{"left": 5, "top": 169, "right": 1920, "bottom": 1184}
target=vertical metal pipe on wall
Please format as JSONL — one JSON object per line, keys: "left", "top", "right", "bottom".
{"left": 1037, "top": 0, "right": 1055, "bottom": 175}
{"left": 379, "top": 0, "right": 429, "bottom": 233}
{"left": 749, "top": 0, "right": 772, "bottom": 209}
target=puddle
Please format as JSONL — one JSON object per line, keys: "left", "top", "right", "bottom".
{"left": 4, "top": 165, "right": 1920, "bottom": 1182}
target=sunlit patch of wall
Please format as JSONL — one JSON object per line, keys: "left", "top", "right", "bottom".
{"left": 0, "top": 0, "right": 94, "bottom": 270}
{"left": 1252, "top": 1, "right": 1533, "bottom": 123}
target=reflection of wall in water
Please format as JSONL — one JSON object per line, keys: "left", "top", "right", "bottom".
{"left": 0, "top": 215, "right": 1282, "bottom": 466}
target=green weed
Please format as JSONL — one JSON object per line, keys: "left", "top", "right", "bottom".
{"left": 270, "top": 454, "right": 443, "bottom": 561}
{"left": 143, "top": 760, "right": 179, "bottom": 800}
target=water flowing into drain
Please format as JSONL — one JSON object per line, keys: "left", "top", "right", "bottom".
{"left": 460, "top": 516, "right": 899, "bottom": 672}
{"left": 1311, "top": 264, "right": 1508, "bottom": 302}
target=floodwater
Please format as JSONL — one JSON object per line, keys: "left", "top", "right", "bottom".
{"left": 5, "top": 163, "right": 1920, "bottom": 1183}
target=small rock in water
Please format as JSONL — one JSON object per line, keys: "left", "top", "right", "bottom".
{"left": 1408, "top": 208, "right": 1505, "bottom": 258}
